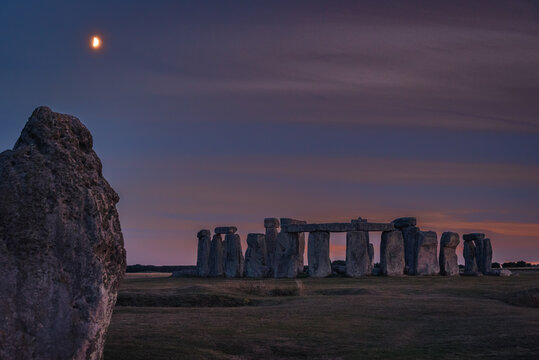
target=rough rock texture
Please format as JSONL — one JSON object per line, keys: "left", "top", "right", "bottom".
{"left": 392, "top": 217, "right": 417, "bottom": 229}
{"left": 463, "top": 233, "right": 485, "bottom": 241}
{"left": 439, "top": 232, "right": 460, "bottom": 276}
{"left": 413, "top": 231, "right": 439, "bottom": 275}
{"left": 209, "top": 234, "right": 224, "bottom": 277}
{"left": 368, "top": 243, "right": 374, "bottom": 265}
{"left": 0, "top": 107, "right": 126, "bottom": 360}
{"left": 274, "top": 218, "right": 306, "bottom": 278}
{"left": 196, "top": 230, "right": 211, "bottom": 277}
{"left": 214, "top": 226, "right": 237, "bottom": 234}
{"left": 474, "top": 238, "right": 485, "bottom": 273}
{"left": 482, "top": 238, "right": 493, "bottom": 274}
{"left": 489, "top": 268, "right": 511, "bottom": 276}
{"left": 244, "top": 233, "right": 269, "bottom": 278}
{"left": 224, "top": 233, "right": 244, "bottom": 277}
{"left": 463, "top": 240, "right": 479, "bottom": 275}
{"left": 380, "top": 231, "right": 405, "bottom": 276}
{"left": 401, "top": 226, "right": 420, "bottom": 275}
{"left": 346, "top": 231, "right": 372, "bottom": 277}
{"left": 264, "top": 218, "right": 280, "bottom": 276}
{"left": 308, "top": 231, "right": 332, "bottom": 278}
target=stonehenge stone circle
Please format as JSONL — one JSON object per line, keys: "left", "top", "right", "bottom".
{"left": 380, "top": 231, "right": 405, "bottom": 276}
{"left": 308, "top": 231, "right": 332, "bottom": 277}
{"left": 413, "top": 231, "right": 440, "bottom": 275}
{"left": 245, "top": 233, "right": 270, "bottom": 278}
{"left": 392, "top": 217, "right": 419, "bottom": 275}
{"left": 224, "top": 233, "right": 244, "bottom": 277}
{"left": 463, "top": 237, "right": 479, "bottom": 275}
{"left": 274, "top": 218, "right": 306, "bottom": 278}
{"left": 0, "top": 107, "right": 126, "bottom": 360}
{"left": 264, "top": 217, "right": 280, "bottom": 276}
{"left": 346, "top": 231, "right": 372, "bottom": 277}
{"left": 196, "top": 229, "right": 211, "bottom": 277}
{"left": 439, "top": 232, "right": 460, "bottom": 276}
{"left": 209, "top": 234, "right": 225, "bottom": 277}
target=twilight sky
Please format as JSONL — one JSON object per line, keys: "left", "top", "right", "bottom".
{"left": 1, "top": 0, "right": 538, "bottom": 265}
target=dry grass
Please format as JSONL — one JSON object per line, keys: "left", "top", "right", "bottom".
{"left": 105, "top": 274, "right": 539, "bottom": 359}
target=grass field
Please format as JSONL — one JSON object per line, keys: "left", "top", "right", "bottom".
{"left": 104, "top": 273, "right": 539, "bottom": 359}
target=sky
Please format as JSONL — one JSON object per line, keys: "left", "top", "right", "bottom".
{"left": 1, "top": 0, "right": 538, "bottom": 265}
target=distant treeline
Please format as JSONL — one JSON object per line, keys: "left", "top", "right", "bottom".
{"left": 501, "top": 261, "right": 538, "bottom": 268}
{"left": 126, "top": 264, "right": 196, "bottom": 273}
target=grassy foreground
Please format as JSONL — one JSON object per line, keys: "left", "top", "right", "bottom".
{"left": 104, "top": 273, "right": 539, "bottom": 360}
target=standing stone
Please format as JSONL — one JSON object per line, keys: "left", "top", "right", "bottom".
{"left": 274, "top": 218, "right": 306, "bottom": 278}
{"left": 413, "top": 231, "right": 440, "bottom": 275}
{"left": 209, "top": 234, "right": 225, "bottom": 277}
{"left": 245, "top": 233, "right": 269, "bottom": 278}
{"left": 0, "top": 107, "right": 126, "bottom": 360}
{"left": 474, "top": 238, "right": 485, "bottom": 273}
{"left": 463, "top": 240, "right": 479, "bottom": 275}
{"left": 264, "top": 217, "right": 280, "bottom": 276}
{"left": 439, "top": 232, "right": 460, "bottom": 276}
{"left": 380, "top": 231, "right": 405, "bottom": 276}
{"left": 482, "top": 238, "right": 493, "bottom": 274}
{"left": 368, "top": 243, "right": 374, "bottom": 265}
{"left": 308, "top": 231, "right": 332, "bottom": 277}
{"left": 346, "top": 231, "right": 372, "bottom": 277}
{"left": 392, "top": 217, "right": 419, "bottom": 275}
{"left": 196, "top": 230, "right": 211, "bottom": 277}
{"left": 224, "top": 233, "right": 244, "bottom": 277}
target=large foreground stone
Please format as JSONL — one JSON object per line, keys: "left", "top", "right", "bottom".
{"left": 196, "top": 229, "right": 211, "bottom": 277}
{"left": 380, "top": 231, "right": 405, "bottom": 276}
{"left": 413, "top": 231, "right": 439, "bottom": 275}
{"left": 463, "top": 240, "right": 479, "bottom": 275}
{"left": 245, "top": 233, "right": 269, "bottom": 278}
{"left": 264, "top": 217, "right": 280, "bottom": 276}
{"left": 274, "top": 218, "right": 306, "bottom": 278}
{"left": 481, "top": 238, "right": 493, "bottom": 274}
{"left": 209, "top": 234, "right": 224, "bottom": 277}
{"left": 439, "top": 232, "right": 460, "bottom": 276}
{"left": 346, "top": 231, "right": 372, "bottom": 277}
{"left": 308, "top": 231, "right": 331, "bottom": 277}
{"left": 0, "top": 107, "right": 126, "bottom": 360}
{"left": 224, "top": 233, "right": 244, "bottom": 277}
{"left": 401, "top": 226, "right": 420, "bottom": 275}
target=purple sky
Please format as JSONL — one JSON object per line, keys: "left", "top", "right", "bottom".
{"left": 1, "top": 0, "right": 538, "bottom": 265}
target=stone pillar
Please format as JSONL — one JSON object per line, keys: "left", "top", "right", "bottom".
{"left": 346, "top": 231, "right": 372, "bottom": 277}
{"left": 308, "top": 231, "right": 331, "bottom": 278}
{"left": 196, "top": 229, "right": 211, "bottom": 277}
{"left": 224, "top": 232, "right": 244, "bottom": 278}
{"left": 413, "top": 231, "right": 439, "bottom": 275}
{"left": 380, "top": 230, "right": 405, "bottom": 276}
{"left": 209, "top": 234, "right": 224, "bottom": 277}
{"left": 482, "top": 238, "right": 492, "bottom": 274}
{"left": 368, "top": 243, "right": 374, "bottom": 265}
{"left": 391, "top": 217, "right": 419, "bottom": 275}
{"left": 439, "top": 232, "right": 460, "bottom": 276}
{"left": 245, "top": 233, "right": 269, "bottom": 278}
{"left": 463, "top": 233, "right": 484, "bottom": 275}
{"left": 264, "top": 218, "right": 280, "bottom": 276}
{"left": 274, "top": 218, "right": 306, "bottom": 278}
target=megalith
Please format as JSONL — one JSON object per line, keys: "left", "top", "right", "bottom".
{"left": 274, "top": 218, "right": 306, "bottom": 278}
{"left": 264, "top": 217, "right": 280, "bottom": 275}
{"left": 439, "top": 232, "right": 460, "bottom": 276}
{"left": 224, "top": 232, "right": 244, "bottom": 277}
{"left": 380, "top": 230, "right": 405, "bottom": 276}
{"left": 392, "top": 217, "right": 419, "bottom": 275}
{"left": 413, "top": 231, "right": 440, "bottom": 275}
{"left": 482, "top": 238, "right": 493, "bottom": 274}
{"left": 346, "top": 231, "right": 372, "bottom": 277}
{"left": 209, "top": 234, "right": 225, "bottom": 277}
{"left": 0, "top": 107, "right": 126, "bottom": 360}
{"left": 245, "top": 233, "right": 269, "bottom": 278}
{"left": 308, "top": 231, "right": 332, "bottom": 277}
{"left": 196, "top": 229, "right": 211, "bottom": 277}
{"left": 463, "top": 233, "right": 482, "bottom": 275}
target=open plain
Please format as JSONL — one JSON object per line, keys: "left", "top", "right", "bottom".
{"left": 105, "top": 272, "right": 539, "bottom": 359}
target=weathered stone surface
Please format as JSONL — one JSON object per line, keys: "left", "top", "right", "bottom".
{"left": 355, "top": 222, "right": 395, "bottom": 232}
{"left": 489, "top": 268, "right": 511, "bottom": 276}
{"left": 274, "top": 218, "right": 306, "bottom": 278}
{"left": 482, "top": 238, "right": 493, "bottom": 274}
{"left": 285, "top": 222, "right": 394, "bottom": 233}
{"left": 413, "top": 231, "right": 439, "bottom": 275}
{"left": 474, "top": 238, "right": 485, "bottom": 273}
{"left": 380, "top": 231, "right": 405, "bottom": 276}
{"left": 209, "top": 234, "right": 224, "bottom": 277}
{"left": 308, "top": 231, "right": 332, "bottom": 277}
{"left": 214, "top": 226, "right": 237, "bottom": 234}
{"left": 346, "top": 231, "right": 372, "bottom": 277}
{"left": 264, "top": 225, "right": 279, "bottom": 276}
{"left": 0, "top": 107, "right": 126, "bottom": 360}
{"left": 463, "top": 233, "right": 485, "bottom": 241}
{"left": 401, "top": 226, "right": 420, "bottom": 275}
{"left": 463, "top": 240, "right": 479, "bottom": 275}
{"left": 439, "top": 232, "right": 460, "bottom": 276}
{"left": 196, "top": 229, "right": 211, "bottom": 277}
{"left": 224, "top": 233, "right": 244, "bottom": 277}
{"left": 392, "top": 217, "right": 417, "bottom": 229}
{"left": 264, "top": 217, "right": 280, "bottom": 228}
{"left": 245, "top": 233, "right": 269, "bottom": 278}
{"left": 331, "top": 260, "right": 347, "bottom": 275}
